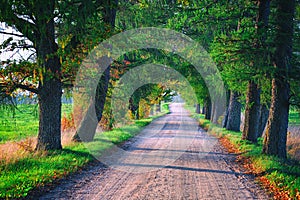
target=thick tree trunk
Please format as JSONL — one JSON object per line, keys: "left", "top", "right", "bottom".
{"left": 37, "top": 78, "right": 62, "bottom": 150}
{"left": 258, "top": 104, "right": 269, "bottom": 137}
{"left": 242, "top": 81, "right": 261, "bottom": 142}
{"left": 195, "top": 103, "right": 201, "bottom": 114}
{"left": 226, "top": 91, "right": 241, "bottom": 132}
{"left": 35, "top": 1, "right": 62, "bottom": 151}
{"left": 263, "top": 80, "right": 290, "bottom": 158}
{"left": 263, "top": 0, "right": 295, "bottom": 159}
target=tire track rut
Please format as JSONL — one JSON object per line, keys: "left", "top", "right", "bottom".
{"left": 39, "top": 103, "right": 270, "bottom": 200}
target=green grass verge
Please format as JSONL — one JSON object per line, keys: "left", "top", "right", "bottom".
{"left": 0, "top": 104, "right": 72, "bottom": 143}
{"left": 0, "top": 144, "right": 93, "bottom": 198}
{"left": 0, "top": 104, "right": 169, "bottom": 199}
{"left": 289, "top": 109, "right": 300, "bottom": 126}
{"left": 188, "top": 108, "right": 300, "bottom": 199}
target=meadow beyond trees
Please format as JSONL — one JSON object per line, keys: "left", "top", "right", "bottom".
{"left": 0, "top": 0, "right": 300, "bottom": 199}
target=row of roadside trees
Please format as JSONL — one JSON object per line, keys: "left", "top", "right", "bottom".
{"left": 0, "top": 0, "right": 299, "bottom": 159}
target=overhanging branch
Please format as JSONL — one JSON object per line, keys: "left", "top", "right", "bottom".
{"left": 0, "top": 31, "right": 25, "bottom": 38}
{"left": 14, "top": 83, "right": 39, "bottom": 94}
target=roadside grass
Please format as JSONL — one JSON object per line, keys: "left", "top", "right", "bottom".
{"left": 289, "top": 109, "right": 300, "bottom": 125}
{"left": 0, "top": 104, "right": 169, "bottom": 199}
{"left": 0, "top": 104, "right": 72, "bottom": 143}
{"left": 188, "top": 108, "right": 300, "bottom": 199}
{"left": 0, "top": 144, "right": 93, "bottom": 198}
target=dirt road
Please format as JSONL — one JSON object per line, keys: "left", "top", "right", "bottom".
{"left": 39, "top": 103, "right": 269, "bottom": 200}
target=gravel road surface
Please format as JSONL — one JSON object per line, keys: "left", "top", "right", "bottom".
{"left": 39, "top": 103, "right": 269, "bottom": 200}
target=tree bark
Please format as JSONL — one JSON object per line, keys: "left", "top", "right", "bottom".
{"left": 210, "top": 101, "right": 215, "bottom": 122}
{"left": 242, "top": 81, "right": 261, "bottom": 142}
{"left": 73, "top": 66, "right": 110, "bottom": 142}
{"left": 258, "top": 104, "right": 269, "bottom": 137}
{"left": 195, "top": 103, "right": 201, "bottom": 114}
{"left": 201, "top": 106, "right": 205, "bottom": 114}
{"left": 204, "top": 98, "right": 211, "bottom": 120}
{"left": 222, "top": 107, "right": 229, "bottom": 128}
{"left": 35, "top": 0, "right": 62, "bottom": 150}
{"left": 222, "top": 90, "right": 230, "bottom": 128}
{"left": 226, "top": 91, "right": 241, "bottom": 132}
{"left": 263, "top": 0, "right": 295, "bottom": 159}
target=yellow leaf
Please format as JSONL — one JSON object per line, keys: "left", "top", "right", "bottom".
{"left": 39, "top": 70, "right": 43, "bottom": 84}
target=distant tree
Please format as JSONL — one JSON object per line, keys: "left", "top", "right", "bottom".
{"left": 226, "top": 91, "right": 241, "bottom": 132}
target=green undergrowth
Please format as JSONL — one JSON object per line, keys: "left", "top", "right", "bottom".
{"left": 0, "top": 104, "right": 72, "bottom": 143}
{"left": 0, "top": 104, "right": 169, "bottom": 199}
{"left": 190, "top": 110, "right": 300, "bottom": 199}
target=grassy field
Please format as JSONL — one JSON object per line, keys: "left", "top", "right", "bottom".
{"left": 0, "top": 104, "right": 72, "bottom": 143}
{"left": 186, "top": 106, "right": 300, "bottom": 199}
{"left": 0, "top": 103, "right": 169, "bottom": 199}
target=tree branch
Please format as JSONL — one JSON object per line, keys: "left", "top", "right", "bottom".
{"left": 14, "top": 83, "right": 39, "bottom": 94}
{"left": 1, "top": 12, "right": 37, "bottom": 43}
{"left": 0, "top": 31, "right": 25, "bottom": 38}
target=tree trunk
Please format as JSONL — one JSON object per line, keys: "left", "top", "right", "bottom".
{"left": 73, "top": 67, "right": 110, "bottom": 142}
{"left": 263, "top": 80, "right": 290, "bottom": 158}
{"left": 242, "top": 0, "right": 271, "bottom": 143}
{"left": 222, "top": 90, "right": 231, "bottom": 128}
{"left": 72, "top": 0, "right": 117, "bottom": 142}
{"left": 204, "top": 98, "right": 211, "bottom": 120}
{"left": 212, "top": 101, "right": 223, "bottom": 125}
{"left": 210, "top": 101, "right": 215, "bottom": 122}
{"left": 258, "top": 104, "right": 269, "bottom": 137}
{"left": 128, "top": 96, "right": 139, "bottom": 120}
{"left": 263, "top": 0, "right": 295, "bottom": 159}
{"left": 226, "top": 91, "right": 241, "bottom": 132}
{"left": 156, "top": 101, "right": 161, "bottom": 113}
{"left": 222, "top": 107, "right": 229, "bottom": 128}
{"left": 195, "top": 103, "right": 201, "bottom": 114}
{"left": 242, "top": 81, "right": 261, "bottom": 142}
{"left": 201, "top": 106, "right": 205, "bottom": 114}
{"left": 35, "top": 1, "right": 62, "bottom": 150}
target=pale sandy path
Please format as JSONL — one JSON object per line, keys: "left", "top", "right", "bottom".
{"left": 38, "top": 103, "right": 270, "bottom": 200}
